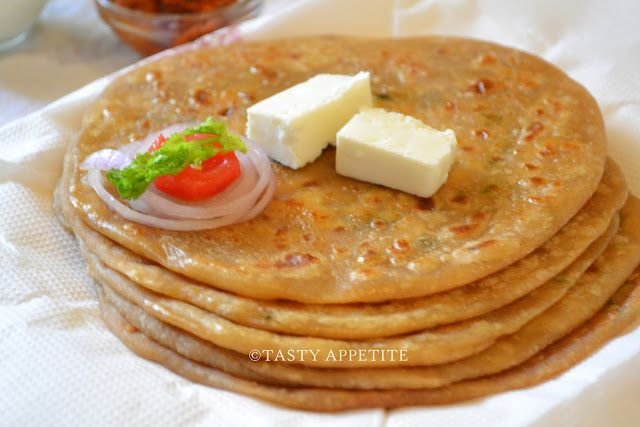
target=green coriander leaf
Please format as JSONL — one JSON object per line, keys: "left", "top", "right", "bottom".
{"left": 106, "top": 118, "right": 246, "bottom": 200}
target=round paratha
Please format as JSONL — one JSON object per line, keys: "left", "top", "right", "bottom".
{"left": 66, "top": 36, "right": 607, "bottom": 303}
{"left": 66, "top": 160, "right": 626, "bottom": 339}
{"left": 100, "top": 264, "right": 640, "bottom": 411}
{"left": 92, "top": 214, "right": 618, "bottom": 384}
{"left": 82, "top": 199, "right": 637, "bottom": 370}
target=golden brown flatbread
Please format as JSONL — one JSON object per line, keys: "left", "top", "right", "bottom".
{"left": 99, "top": 264, "right": 640, "bottom": 411}
{"left": 92, "top": 215, "right": 618, "bottom": 388}
{"left": 53, "top": 36, "right": 638, "bottom": 411}
{"left": 84, "top": 195, "right": 639, "bottom": 370}
{"left": 68, "top": 160, "right": 627, "bottom": 339}
{"left": 84, "top": 212, "right": 619, "bottom": 369}
{"left": 65, "top": 36, "right": 608, "bottom": 303}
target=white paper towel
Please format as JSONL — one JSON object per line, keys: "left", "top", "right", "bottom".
{"left": 1, "top": 1, "right": 639, "bottom": 426}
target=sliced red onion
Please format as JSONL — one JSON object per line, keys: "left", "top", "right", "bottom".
{"left": 80, "top": 149, "right": 131, "bottom": 171}
{"left": 84, "top": 129, "right": 276, "bottom": 231}
{"left": 132, "top": 151, "right": 261, "bottom": 219}
{"left": 241, "top": 171, "right": 276, "bottom": 221}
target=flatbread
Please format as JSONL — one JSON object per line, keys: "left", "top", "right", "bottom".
{"left": 99, "top": 264, "right": 640, "bottom": 411}
{"left": 68, "top": 160, "right": 627, "bottom": 339}
{"left": 81, "top": 196, "right": 638, "bottom": 369}
{"left": 94, "top": 215, "right": 618, "bottom": 388}
{"left": 65, "top": 36, "right": 608, "bottom": 303}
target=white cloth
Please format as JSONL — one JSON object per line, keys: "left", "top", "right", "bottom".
{"left": 1, "top": 1, "right": 639, "bottom": 426}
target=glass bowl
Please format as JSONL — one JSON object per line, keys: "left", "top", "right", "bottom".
{"left": 94, "top": 0, "right": 262, "bottom": 56}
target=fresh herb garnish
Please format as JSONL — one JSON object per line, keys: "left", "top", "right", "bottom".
{"left": 417, "top": 236, "right": 440, "bottom": 251}
{"left": 106, "top": 117, "right": 246, "bottom": 200}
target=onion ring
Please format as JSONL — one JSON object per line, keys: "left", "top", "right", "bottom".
{"left": 84, "top": 126, "right": 276, "bottom": 231}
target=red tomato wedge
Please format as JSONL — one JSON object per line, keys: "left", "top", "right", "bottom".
{"left": 148, "top": 133, "right": 241, "bottom": 201}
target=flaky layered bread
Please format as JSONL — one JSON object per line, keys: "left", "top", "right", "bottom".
{"left": 65, "top": 36, "right": 608, "bottom": 303}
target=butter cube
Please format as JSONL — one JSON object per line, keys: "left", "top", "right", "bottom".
{"left": 336, "top": 109, "right": 457, "bottom": 198}
{"left": 246, "top": 72, "right": 372, "bottom": 169}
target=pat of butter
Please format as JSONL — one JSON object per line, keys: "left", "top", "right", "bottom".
{"left": 336, "top": 109, "right": 457, "bottom": 198}
{"left": 246, "top": 72, "right": 372, "bottom": 169}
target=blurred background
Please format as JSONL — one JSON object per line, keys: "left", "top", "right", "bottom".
{"left": 1, "top": 0, "right": 638, "bottom": 136}
{"left": 1, "top": 1, "right": 134, "bottom": 126}
{"left": 0, "top": 0, "right": 273, "bottom": 126}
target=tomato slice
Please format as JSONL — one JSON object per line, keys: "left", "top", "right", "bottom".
{"left": 148, "top": 132, "right": 241, "bottom": 201}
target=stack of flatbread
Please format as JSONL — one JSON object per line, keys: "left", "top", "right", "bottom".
{"left": 54, "top": 36, "right": 640, "bottom": 411}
